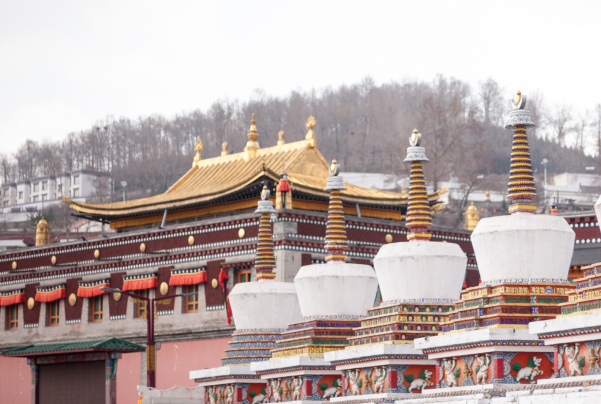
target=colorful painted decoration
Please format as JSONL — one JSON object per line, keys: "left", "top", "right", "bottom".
{"left": 77, "top": 279, "right": 110, "bottom": 298}
{"left": 169, "top": 268, "right": 208, "bottom": 286}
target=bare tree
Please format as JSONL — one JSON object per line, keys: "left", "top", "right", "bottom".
{"left": 478, "top": 78, "right": 504, "bottom": 125}
{"left": 574, "top": 111, "right": 589, "bottom": 153}
{"left": 551, "top": 104, "right": 573, "bottom": 146}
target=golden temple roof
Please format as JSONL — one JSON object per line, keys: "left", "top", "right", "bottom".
{"left": 65, "top": 118, "right": 446, "bottom": 221}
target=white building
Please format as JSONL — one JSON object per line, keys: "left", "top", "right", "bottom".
{"left": 1, "top": 169, "right": 110, "bottom": 215}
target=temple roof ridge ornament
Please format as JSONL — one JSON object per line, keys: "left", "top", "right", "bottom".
{"left": 221, "top": 141, "right": 229, "bottom": 156}
{"left": 305, "top": 115, "right": 316, "bottom": 148}
{"left": 192, "top": 139, "right": 203, "bottom": 167}
{"left": 404, "top": 129, "right": 432, "bottom": 241}
{"left": 277, "top": 130, "right": 285, "bottom": 146}
{"left": 244, "top": 113, "right": 260, "bottom": 161}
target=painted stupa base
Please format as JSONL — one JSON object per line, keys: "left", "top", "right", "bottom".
{"left": 191, "top": 366, "right": 268, "bottom": 404}
{"left": 250, "top": 356, "right": 343, "bottom": 403}
{"left": 414, "top": 328, "right": 554, "bottom": 389}
{"left": 530, "top": 301, "right": 601, "bottom": 379}
{"left": 270, "top": 316, "right": 362, "bottom": 359}
{"left": 349, "top": 299, "right": 454, "bottom": 346}
{"left": 323, "top": 344, "right": 437, "bottom": 402}
{"left": 222, "top": 329, "right": 284, "bottom": 366}
{"left": 442, "top": 279, "right": 574, "bottom": 333}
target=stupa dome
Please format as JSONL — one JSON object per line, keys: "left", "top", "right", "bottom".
{"left": 294, "top": 163, "right": 378, "bottom": 318}
{"left": 229, "top": 186, "right": 302, "bottom": 329}
{"left": 473, "top": 93, "right": 574, "bottom": 283}
{"left": 375, "top": 241, "right": 466, "bottom": 301}
{"left": 374, "top": 129, "right": 465, "bottom": 302}
{"left": 229, "top": 281, "right": 301, "bottom": 329}
{"left": 472, "top": 214, "right": 574, "bottom": 282}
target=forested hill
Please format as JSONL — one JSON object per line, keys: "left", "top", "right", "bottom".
{"left": 0, "top": 76, "right": 598, "bottom": 200}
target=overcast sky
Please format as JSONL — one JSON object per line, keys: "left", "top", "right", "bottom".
{"left": 1, "top": 0, "right": 600, "bottom": 154}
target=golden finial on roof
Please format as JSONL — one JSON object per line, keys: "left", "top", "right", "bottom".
{"left": 244, "top": 113, "right": 260, "bottom": 161}
{"left": 36, "top": 216, "right": 50, "bottom": 246}
{"left": 485, "top": 190, "right": 490, "bottom": 201}
{"left": 464, "top": 202, "right": 480, "bottom": 231}
{"left": 401, "top": 182, "right": 407, "bottom": 195}
{"left": 305, "top": 116, "right": 316, "bottom": 148}
{"left": 193, "top": 139, "right": 203, "bottom": 166}
{"left": 221, "top": 141, "right": 229, "bottom": 156}
{"left": 277, "top": 130, "right": 285, "bottom": 146}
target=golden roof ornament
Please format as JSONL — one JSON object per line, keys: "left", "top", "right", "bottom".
{"left": 244, "top": 113, "right": 260, "bottom": 161}
{"left": 193, "top": 140, "right": 203, "bottom": 167}
{"left": 277, "top": 130, "right": 285, "bottom": 146}
{"left": 35, "top": 216, "right": 50, "bottom": 246}
{"left": 221, "top": 141, "right": 229, "bottom": 156}
{"left": 305, "top": 116, "right": 316, "bottom": 148}
{"left": 464, "top": 202, "right": 480, "bottom": 231}
{"left": 485, "top": 190, "right": 490, "bottom": 201}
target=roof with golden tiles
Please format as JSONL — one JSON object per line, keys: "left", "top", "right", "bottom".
{"left": 64, "top": 116, "right": 446, "bottom": 222}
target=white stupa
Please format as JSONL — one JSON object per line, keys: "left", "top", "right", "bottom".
{"left": 190, "top": 185, "right": 302, "bottom": 385}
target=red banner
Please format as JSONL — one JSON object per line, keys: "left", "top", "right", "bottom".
{"left": 219, "top": 268, "right": 232, "bottom": 325}
{"left": 122, "top": 275, "right": 158, "bottom": 291}
{"left": 35, "top": 285, "right": 66, "bottom": 303}
{"left": 0, "top": 290, "right": 25, "bottom": 306}
{"left": 169, "top": 269, "right": 207, "bottom": 286}
{"left": 77, "top": 280, "right": 110, "bottom": 298}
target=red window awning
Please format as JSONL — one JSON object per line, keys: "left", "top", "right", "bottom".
{"left": 35, "top": 285, "right": 66, "bottom": 303}
{"left": 122, "top": 274, "right": 158, "bottom": 291}
{"left": 169, "top": 268, "right": 207, "bottom": 286}
{"left": 0, "top": 290, "right": 25, "bottom": 306}
{"left": 77, "top": 280, "right": 110, "bottom": 298}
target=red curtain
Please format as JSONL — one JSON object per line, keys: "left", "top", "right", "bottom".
{"left": 77, "top": 281, "right": 110, "bottom": 298}
{"left": 0, "top": 291, "right": 25, "bottom": 306}
{"left": 35, "top": 286, "right": 66, "bottom": 303}
{"left": 169, "top": 269, "right": 207, "bottom": 286}
{"left": 122, "top": 275, "right": 158, "bottom": 291}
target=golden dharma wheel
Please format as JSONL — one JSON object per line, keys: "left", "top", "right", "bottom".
{"left": 188, "top": 235, "right": 195, "bottom": 246}
{"left": 160, "top": 282, "right": 169, "bottom": 296}
{"left": 385, "top": 234, "right": 393, "bottom": 243}
{"left": 51, "top": 255, "right": 57, "bottom": 265}
{"left": 27, "top": 297, "right": 35, "bottom": 310}
{"left": 94, "top": 249, "right": 100, "bottom": 259}
{"left": 12, "top": 261, "right": 17, "bottom": 270}
{"left": 140, "top": 243, "right": 146, "bottom": 253}
{"left": 68, "top": 293, "right": 77, "bottom": 307}
{"left": 113, "top": 289, "right": 122, "bottom": 302}
{"left": 211, "top": 278, "right": 219, "bottom": 289}
{"left": 238, "top": 228, "right": 246, "bottom": 239}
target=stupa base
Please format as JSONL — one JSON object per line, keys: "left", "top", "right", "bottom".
{"left": 415, "top": 328, "right": 554, "bottom": 388}
{"left": 190, "top": 365, "right": 267, "bottom": 404}
{"left": 250, "top": 356, "right": 342, "bottom": 402}
{"left": 325, "top": 343, "right": 437, "bottom": 397}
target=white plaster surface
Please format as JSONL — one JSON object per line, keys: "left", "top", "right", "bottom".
{"left": 530, "top": 311, "right": 601, "bottom": 336}
{"left": 374, "top": 241, "right": 466, "bottom": 301}
{"left": 138, "top": 385, "right": 203, "bottom": 404}
{"left": 331, "top": 392, "right": 409, "bottom": 402}
{"left": 325, "top": 342, "right": 423, "bottom": 362}
{"left": 250, "top": 355, "right": 331, "bottom": 372}
{"left": 229, "top": 281, "right": 302, "bottom": 330}
{"left": 471, "top": 213, "right": 575, "bottom": 282}
{"left": 415, "top": 328, "right": 539, "bottom": 351}
{"left": 294, "top": 262, "right": 378, "bottom": 317}
{"left": 189, "top": 365, "right": 255, "bottom": 381}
